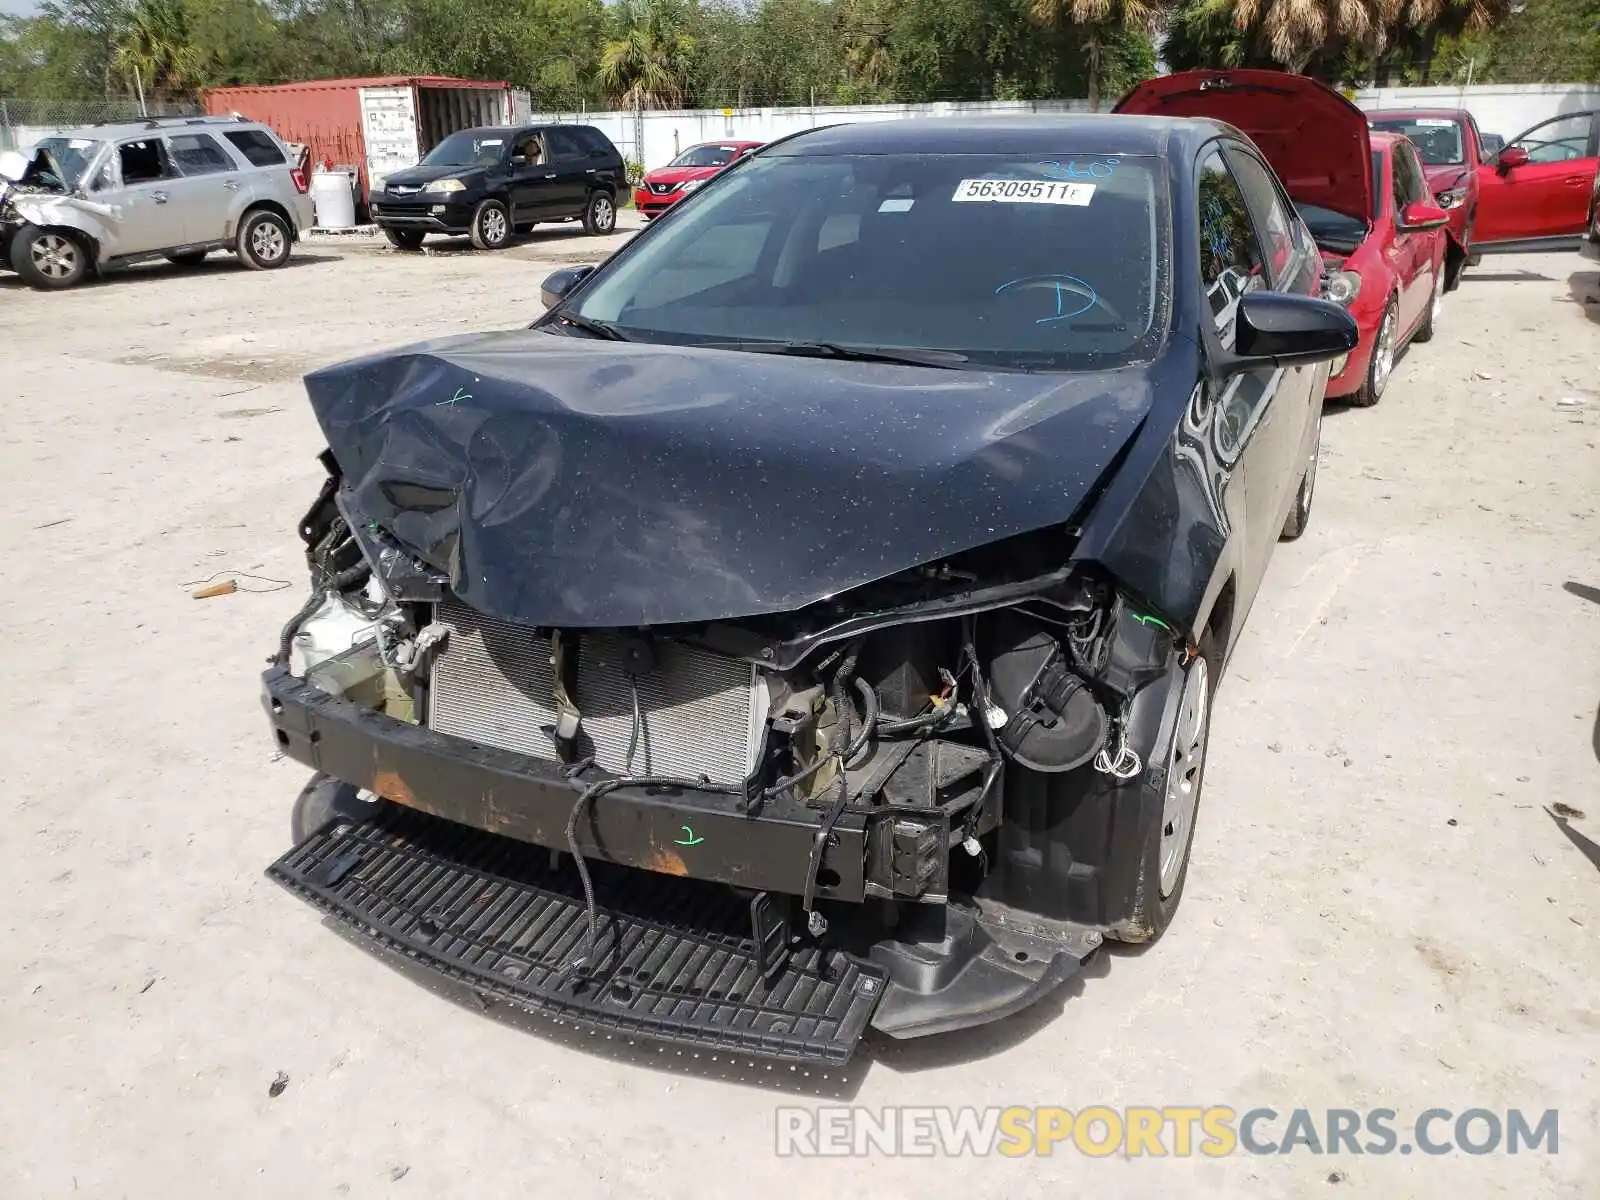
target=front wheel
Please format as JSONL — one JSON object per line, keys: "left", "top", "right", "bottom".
{"left": 1349, "top": 298, "right": 1397, "bottom": 408}
{"left": 383, "top": 227, "right": 425, "bottom": 251}
{"left": 1412, "top": 268, "right": 1443, "bottom": 344}
{"left": 469, "top": 199, "right": 511, "bottom": 250}
{"left": 10, "top": 225, "right": 88, "bottom": 289}
{"left": 582, "top": 189, "right": 617, "bottom": 236}
{"left": 237, "top": 209, "right": 292, "bottom": 270}
{"left": 1110, "top": 633, "right": 1215, "bottom": 943}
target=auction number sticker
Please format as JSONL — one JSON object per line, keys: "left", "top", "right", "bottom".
{"left": 952, "top": 178, "right": 1095, "bottom": 205}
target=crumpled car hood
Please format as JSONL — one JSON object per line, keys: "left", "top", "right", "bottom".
{"left": 303, "top": 331, "right": 1154, "bottom": 628}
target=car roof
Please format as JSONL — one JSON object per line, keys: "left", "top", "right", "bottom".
{"left": 768, "top": 114, "right": 1226, "bottom": 158}
{"left": 47, "top": 115, "right": 273, "bottom": 142}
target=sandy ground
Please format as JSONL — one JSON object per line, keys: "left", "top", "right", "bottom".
{"left": 1, "top": 223, "right": 1597, "bottom": 1199}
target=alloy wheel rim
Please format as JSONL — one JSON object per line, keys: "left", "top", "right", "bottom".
{"left": 1373, "top": 307, "right": 1396, "bottom": 394}
{"left": 32, "top": 234, "right": 78, "bottom": 279}
{"left": 1159, "top": 656, "right": 1210, "bottom": 897}
{"left": 484, "top": 208, "right": 507, "bottom": 243}
{"left": 252, "top": 221, "right": 285, "bottom": 261}
{"left": 596, "top": 196, "right": 615, "bottom": 230}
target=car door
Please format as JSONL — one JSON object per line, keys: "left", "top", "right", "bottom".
{"left": 161, "top": 131, "right": 242, "bottom": 246}
{"left": 1389, "top": 142, "right": 1432, "bottom": 331}
{"left": 1476, "top": 112, "right": 1600, "bottom": 243}
{"left": 502, "top": 129, "right": 550, "bottom": 226}
{"left": 1195, "top": 144, "right": 1289, "bottom": 597}
{"left": 543, "top": 128, "right": 592, "bottom": 216}
{"left": 96, "top": 137, "right": 187, "bottom": 256}
{"left": 1218, "top": 143, "right": 1320, "bottom": 553}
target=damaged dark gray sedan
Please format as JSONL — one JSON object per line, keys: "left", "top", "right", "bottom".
{"left": 262, "top": 115, "right": 1356, "bottom": 1062}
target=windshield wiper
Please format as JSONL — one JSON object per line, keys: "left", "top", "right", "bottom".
{"left": 707, "top": 340, "right": 970, "bottom": 368}
{"left": 554, "top": 311, "right": 630, "bottom": 341}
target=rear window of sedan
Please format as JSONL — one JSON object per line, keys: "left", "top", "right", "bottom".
{"left": 566, "top": 151, "right": 1166, "bottom": 371}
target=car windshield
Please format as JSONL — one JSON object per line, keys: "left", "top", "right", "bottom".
{"left": 671, "top": 144, "right": 742, "bottom": 168}
{"left": 1296, "top": 201, "right": 1367, "bottom": 253}
{"left": 562, "top": 151, "right": 1165, "bottom": 371}
{"left": 31, "top": 137, "right": 103, "bottom": 188}
{"left": 1370, "top": 117, "right": 1465, "bottom": 166}
{"left": 422, "top": 131, "right": 507, "bottom": 167}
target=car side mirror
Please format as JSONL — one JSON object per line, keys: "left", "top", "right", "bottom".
{"left": 1226, "top": 292, "right": 1358, "bottom": 371}
{"left": 1496, "top": 146, "right": 1529, "bottom": 172}
{"left": 540, "top": 264, "right": 596, "bottom": 308}
{"left": 1398, "top": 201, "right": 1450, "bottom": 231}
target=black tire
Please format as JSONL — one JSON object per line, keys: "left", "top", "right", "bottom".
{"left": 10, "top": 224, "right": 88, "bottom": 289}
{"left": 1280, "top": 404, "right": 1322, "bottom": 541}
{"left": 1110, "top": 632, "right": 1216, "bottom": 943}
{"left": 165, "top": 250, "right": 209, "bottom": 268}
{"left": 1349, "top": 297, "right": 1397, "bottom": 408}
{"left": 1412, "top": 268, "right": 1442, "bottom": 344}
{"left": 582, "top": 189, "right": 617, "bottom": 236}
{"left": 384, "top": 227, "right": 425, "bottom": 251}
{"left": 236, "top": 209, "right": 292, "bottom": 270}
{"left": 290, "top": 773, "right": 386, "bottom": 844}
{"left": 469, "top": 199, "right": 511, "bottom": 250}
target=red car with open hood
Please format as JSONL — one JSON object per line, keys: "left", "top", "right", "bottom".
{"left": 1115, "top": 69, "right": 1450, "bottom": 407}
{"left": 633, "top": 140, "right": 763, "bottom": 219}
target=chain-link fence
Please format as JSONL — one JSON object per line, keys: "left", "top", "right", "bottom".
{"left": 1, "top": 97, "right": 202, "bottom": 152}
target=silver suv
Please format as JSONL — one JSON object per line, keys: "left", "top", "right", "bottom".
{"left": 0, "top": 115, "right": 316, "bottom": 290}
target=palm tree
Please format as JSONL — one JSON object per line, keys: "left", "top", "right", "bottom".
{"left": 115, "top": 0, "right": 205, "bottom": 103}
{"left": 1025, "top": 0, "right": 1160, "bottom": 110}
{"left": 596, "top": 0, "right": 697, "bottom": 111}
{"left": 1385, "top": 0, "right": 1510, "bottom": 82}
{"left": 1225, "top": 0, "right": 1400, "bottom": 72}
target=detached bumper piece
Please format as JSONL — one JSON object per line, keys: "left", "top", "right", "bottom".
{"left": 267, "top": 803, "right": 889, "bottom": 1064}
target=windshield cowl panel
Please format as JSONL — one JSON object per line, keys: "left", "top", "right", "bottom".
{"left": 563, "top": 151, "right": 1167, "bottom": 373}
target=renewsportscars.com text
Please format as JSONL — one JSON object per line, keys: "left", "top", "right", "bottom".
{"left": 774, "top": 1106, "right": 1560, "bottom": 1158}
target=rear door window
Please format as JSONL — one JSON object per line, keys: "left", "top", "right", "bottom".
{"left": 575, "top": 127, "right": 616, "bottom": 157}
{"left": 224, "top": 129, "right": 286, "bottom": 167}
{"left": 167, "top": 133, "right": 236, "bottom": 176}
{"left": 546, "top": 130, "right": 585, "bottom": 162}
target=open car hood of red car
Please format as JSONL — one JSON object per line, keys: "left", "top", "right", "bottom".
{"left": 1114, "top": 69, "right": 1373, "bottom": 223}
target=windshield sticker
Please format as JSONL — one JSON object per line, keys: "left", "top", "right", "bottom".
{"left": 479, "top": 138, "right": 504, "bottom": 146}
{"left": 953, "top": 179, "right": 1094, "bottom": 205}
{"left": 1037, "top": 157, "right": 1121, "bottom": 180}
{"left": 878, "top": 197, "right": 915, "bottom": 212}
{"left": 1412, "top": 118, "right": 1455, "bottom": 127}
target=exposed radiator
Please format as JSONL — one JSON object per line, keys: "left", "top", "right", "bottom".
{"left": 427, "top": 597, "right": 766, "bottom": 786}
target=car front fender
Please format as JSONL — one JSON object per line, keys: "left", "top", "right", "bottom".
{"left": 9, "top": 194, "right": 116, "bottom": 261}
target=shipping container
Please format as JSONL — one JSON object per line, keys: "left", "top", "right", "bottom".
{"left": 202, "top": 76, "right": 534, "bottom": 210}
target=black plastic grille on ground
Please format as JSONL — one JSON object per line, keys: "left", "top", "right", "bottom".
{"left": 267, "top": 804, "right": 887, "bottom": 1063}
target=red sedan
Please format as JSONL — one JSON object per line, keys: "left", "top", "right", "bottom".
{"left": 1115, "top": 69, "right": 1449, "bottom": 408}
{"left": 633, "top": 140, "right": 763, "bottom": 219}
{"left": 1308, "top": 133, "right": 1450, "bottom": 406}
{"left": 1367, "top": 108, "right": 1482, "bottom": 286}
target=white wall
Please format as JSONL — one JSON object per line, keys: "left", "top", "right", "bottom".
{"left": 537, "top": 84, "right": 1600, "bottom": 172}
{"left": 1352, "top": 82, "right": 1600, "bottom": 141}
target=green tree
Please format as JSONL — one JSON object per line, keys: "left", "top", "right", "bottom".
{"left": 115, "top": 0, "right": 206, "bottom": 101}
{"left": 597, "top": 0, "right": 698, "bottom": 109}
{"left": 1025, "top": 0, "right": 1159, "bottom": 108}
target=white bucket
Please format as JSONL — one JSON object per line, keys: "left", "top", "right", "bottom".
{"left": 311, "top": 167, "right": 357, "bottom": 230}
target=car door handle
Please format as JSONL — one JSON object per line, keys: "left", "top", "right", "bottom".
{"left": 544, "top": 173, "right": 556, "bottom": 179}
{"left": 1565, "top": 176, "right": 1587, "bottom": 186}
{"left": 152, "top": 192, "right": 168, "bottom": 204}
{"left": 586, "top": 168, "right": 597, "bottom": 174}
{"left": 224, "top": 180, "right": 240, "bottom": 191}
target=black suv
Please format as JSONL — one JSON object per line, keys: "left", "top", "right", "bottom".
{"left": 370, "top": 124, "right": 625, "bottom": 251}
